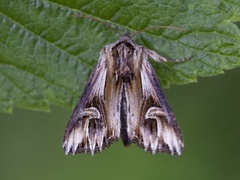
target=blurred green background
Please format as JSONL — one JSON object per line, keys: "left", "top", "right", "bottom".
{"left": 0, "top": 68, "right": 240, "bottom": 180}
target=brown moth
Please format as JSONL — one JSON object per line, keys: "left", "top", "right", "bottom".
{"left": 63, "top": 34, "right": 187, "bottom": 156}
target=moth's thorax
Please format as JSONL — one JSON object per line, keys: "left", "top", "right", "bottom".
{"left": 110, "top": 38, "right": 137, "bottom": 83}
{"left": 115, "top": 42, "right": 134, "bottom": 60}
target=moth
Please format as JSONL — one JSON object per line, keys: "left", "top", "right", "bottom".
{"left": 63, "top": 34, "right": 187, "bottom": 156}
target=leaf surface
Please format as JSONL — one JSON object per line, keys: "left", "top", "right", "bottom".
{"left": 0, "top": 0, "right": 239, "bottom": 113}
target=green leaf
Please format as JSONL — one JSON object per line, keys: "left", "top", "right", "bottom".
{"left": 0, "top": 0, "right": 240, "bottom": 113}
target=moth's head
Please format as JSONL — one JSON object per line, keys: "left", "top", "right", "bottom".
{"left": 112, "top": 34, "right": 136, "bottom": 60}
{"left": 118, "top": 34, "right": 134, "bottom": 43}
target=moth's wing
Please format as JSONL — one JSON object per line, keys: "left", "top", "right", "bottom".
{"left": 133, "top": 50, "right": 184, "bottom": 155}
{"left": 62, "top": 52, "right": 119, "bottom": 155}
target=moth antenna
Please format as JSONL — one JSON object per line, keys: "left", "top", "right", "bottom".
{"left": 70, "top": 14, "right": 123, "bottom": 36}
{"left": 131, "top": 26, "right": 185, "bottom": 37}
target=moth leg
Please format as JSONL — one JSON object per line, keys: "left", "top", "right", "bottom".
{"left": 146, "top": 49, "right": 167, "bottom": 62}
{"left": 146, "top": 49, "right": 192, "bottom": 63}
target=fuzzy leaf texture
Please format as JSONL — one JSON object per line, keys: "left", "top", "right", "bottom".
{"left": 0, "top": 0, "right": 240, "bottom": 113}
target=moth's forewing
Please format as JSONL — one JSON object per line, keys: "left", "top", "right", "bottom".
{"left": 134, "top": 55, "right": 183, "bottom": 155}
{"left": 63, "top": 55, "right": 120, "bottom": 155}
